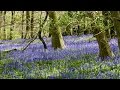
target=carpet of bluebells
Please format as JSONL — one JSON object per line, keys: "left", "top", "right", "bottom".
{"left": 0, "top": 34, "right": 120, "bottom": 79}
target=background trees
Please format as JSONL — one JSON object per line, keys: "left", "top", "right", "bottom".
{"left": 0, "top": 11, "right": 120, "bottom": 60}
{"left": 0, "top": 11, "right": 117, "bottom": 40}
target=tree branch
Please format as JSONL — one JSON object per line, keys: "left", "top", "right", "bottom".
{"left": 22, "top": 11, "right": 48, "bottom": 51}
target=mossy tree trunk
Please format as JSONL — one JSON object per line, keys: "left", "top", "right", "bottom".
{"left": 93, "top": 28, "right": 115, "bottom": 60}
{"left": 48, "top": 11, "right": 65, "bottom": 50}
{"left": 89, "top": 11, "right": 114, "bottom": 60}
{"left": 110, "top": 11, "right": 120, "bottom": 51}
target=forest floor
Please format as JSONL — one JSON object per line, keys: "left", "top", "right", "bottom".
{"left": 0, "top": 34, "right": 120, "bottom": 79}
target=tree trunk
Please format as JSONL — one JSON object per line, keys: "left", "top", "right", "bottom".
{"left": 89, "top": 11, "right": 114, "bottom": 60}
{"left": 21, "top": 11, "right": 24, "bottom": 39}
{"left": 48, "top": 11, "right": 65, "bottom": 50}
{"left": 30, "top": 11, "right": 34, "bottom": 38}
{"left": 3, "top": 11, "right": 6, "bottom": 40}
{"left": 110, "top": 11, "right": 120, "bottom": 51}
{"left": 0, "top": 11, "right": 2, "bottom": 40}
{"left": 24, "top": 11, "right": 30, "bottom": 39}
{"left": 38, "top": 11, "right": 48, "bottom": 50}
{"left": 9, "top": 11, "right": 15, "bottom": 40}
{"left": 38, "top": 30, "right": 47, "bottom": 50}
{"left": 93, "top": 28, "right": 115, "bottom": 60}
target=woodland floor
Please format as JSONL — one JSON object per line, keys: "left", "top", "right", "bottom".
{"left": 0, "top": 34, "right": 120, "bottom": 79}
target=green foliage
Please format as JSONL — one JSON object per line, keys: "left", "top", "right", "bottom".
{"left": 58, "top": 12, "right": 73, "bottom": 26}
{"left": 1, "top": 55, "right": 120, "bottom": 79}
{"left": 0, "top": 11, "right": 114, "bottom": 40}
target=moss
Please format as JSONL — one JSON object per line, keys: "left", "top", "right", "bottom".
{"left": 48, "top": 11, "right": 66, "bottom": 49}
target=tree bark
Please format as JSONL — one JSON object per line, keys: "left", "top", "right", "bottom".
{"left": 24, "top": 11, "right": 30, "bottom": 39}
{"left": 89, "top": 11, "right": 114, "bottom": 60}
{"left": 93, "top": 28, "right": 115, "bottom": 60}
{"left": 38, "top": 30, "right": 47, "bottom": 49}
{"left": 21, "top": 11, "right": 24, "bottom": 39}
{"left": 9, "top": 11, "right": 15, "bottom": 40}
{"left": 48, "top": 11, "right": 65, "bottom": 50}
{"left": 3, "top": 11, "right": 6, "bottom": 40}
{"left": 38, "top": 11, "right": 48, "bottom": 50}
{"left": 0, "top": 11, "right": 2, "bottom": 40}
{"left": 30, "top": 11, "right": 34, "bottom": 38}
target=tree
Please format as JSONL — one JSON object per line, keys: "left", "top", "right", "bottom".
{"left": 0, "top": 11, "right": 2, "bottom": 40}
{"left": 48, "top": 11, "right": 65, "bottom": 50}
{"left": 38, "top": 11, "right": 48, "bottom": 50}
{"left": 24, "top": 11, "right": 30, "bottom": 39}
{"left": 3, "top": 11, "right": 6, "bottom": 40}
{"left": 9, "top": 11, "right": 15, "bottom": 40}
{"left": 22, "top": 11, "right": 48, "bottom": 51}
{"left": 21, "top": 11, "right": 24, "bottom": 39}
{"left": 93, "top": 27, "right": 114, "bottom": 60}
{"left": 91, "top": 11, "right": 114, "bottom": 60}
{"left": 30, "top": 11, "right": 34, "bottom": 38}
{"left": 110, "top": 11, "right": 120, "bottom": 51}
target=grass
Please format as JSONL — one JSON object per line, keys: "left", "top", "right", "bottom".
{"left": 1, "top": 56, "right": 120, "bottom": 79}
